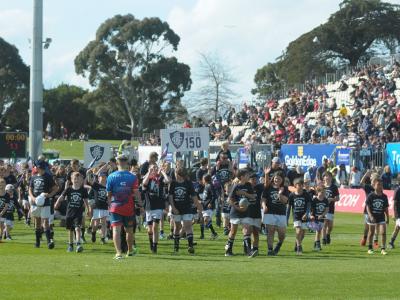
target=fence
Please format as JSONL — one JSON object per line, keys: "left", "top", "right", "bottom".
{"left": 350, "top": 147, "right": 386, "bottom": 172}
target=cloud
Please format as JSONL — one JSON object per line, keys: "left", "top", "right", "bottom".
{"left": 167, "top": 0, "right": 343, "bottom": 106}
{"left": 0, "top": 9, "right": 31, "bottom": 39}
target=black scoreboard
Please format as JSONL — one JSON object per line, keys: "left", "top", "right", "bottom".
{"left": 0, "top": 132, "right": 27, "bottom": 158}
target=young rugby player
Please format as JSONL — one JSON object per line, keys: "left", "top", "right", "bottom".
{"left": 225, "top": 169, "right": 255, "bottom": 257}
{"left": 288, "top": 178, "right": 312, "bottom": 255}
{"left": 322, "top": 172, "right": 339, "bottom": 245}
{"left": 248, "top": 173, "right": 264, "bottom": 257}
{"left": 0, "top": 179, "right": 9, "bottom": 241}
{"left": 55, "top": 172, "right": 89, "bottom": 253}
{"left": 365, "top": 178, "right": 389, "bottom": 255}
{"left": 310, "top": 186, "right": 329, "bottom": 251}
{"left": 261, "top": 172, "right": 289, "bottom": 256}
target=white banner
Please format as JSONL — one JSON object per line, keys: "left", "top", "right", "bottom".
{"left": 161, "top": 127, "right": 209, "bottom": 152}
{"left": 138, "top": 146, "right": 161, "bottom": 165}
{"left": 84, "top": 142, "right": 111, "bottom": 168}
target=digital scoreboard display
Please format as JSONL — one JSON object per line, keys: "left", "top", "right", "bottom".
{"left": 0, "top": 132, "right": 27, "bottom": 158}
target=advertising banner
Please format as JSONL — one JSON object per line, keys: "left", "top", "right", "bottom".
{"left": 336, "top": 147, "right": 351, "bottom": 166}
{"left": 280, "top": 144, "right": 337, "bottom": 171}
{"left": 335, "top": 188, "right": 395, "bottom": 216}
{"left": 386, "top": 143, "right": 400, "bottom": 174}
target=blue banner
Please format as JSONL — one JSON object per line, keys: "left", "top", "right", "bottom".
{"left": 386, "top": 143, "right": 400, "bottom": 174}
{"left": 336, "top": 147, "right": 351, "bottom": 166}
{"left": 239, "top": 148, "right": 250, "bottom": 165}
{"left": 280, "top": 144, "right": 338, "bottom": 171}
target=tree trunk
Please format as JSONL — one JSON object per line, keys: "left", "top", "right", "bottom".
{"left": 214, "top": 83, "right": 219, "bottom": 121}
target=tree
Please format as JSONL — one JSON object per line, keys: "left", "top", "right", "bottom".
{"left": 317, "top": 0, "right": 400, "bottom": 65}
{"left": 74, "top": 14, "right": 191, "bottom": 137}
{"left": 191, "top": 52, "right": 237, "bottom": 120}
{"left": 43, "top": 84, "right": 95, "bottom": 138}
{"left": 253, "top": 0, "right": 400, "bottom": 98}
{"left": 0, "top": 37, "right": 29, "bottom": 131}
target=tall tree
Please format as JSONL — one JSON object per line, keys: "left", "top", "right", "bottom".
{"left": 74, "top": 14, "right": 191, "bottom": 137}
{"left": 192, "top": 52, "right": 237, "bottom": 120}
{"left": 0, "top": 37, "right": 29, "bottom": 131}
{"left": 43, "top": 84, "right": 94, "bottom": 138}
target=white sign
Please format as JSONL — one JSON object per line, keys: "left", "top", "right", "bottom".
{"left": 138, "top": 146, "right": 161, "bottom": 165}
{"left": 161, "top": 127, "right": 209, "bottom": 152}
{"left": 84, "top": 142, "right": 111, "bottom": 168}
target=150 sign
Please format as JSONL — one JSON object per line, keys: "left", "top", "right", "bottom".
{"left": 161, "top": 128, "right": 209, "bottom": 152}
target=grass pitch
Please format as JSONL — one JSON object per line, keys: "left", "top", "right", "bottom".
{"left": 1, "top": 212, "right": 400, "bottom": 299}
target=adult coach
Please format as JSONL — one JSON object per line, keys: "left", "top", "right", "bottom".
{"left": 106, "top": 155, "right": 142, "bottom": 259}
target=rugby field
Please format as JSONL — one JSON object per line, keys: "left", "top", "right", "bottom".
{"left": 1, "top": 213, "right": 400, "bottom": 300}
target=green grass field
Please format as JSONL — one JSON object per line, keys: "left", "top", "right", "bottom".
{"left": 42, "top": 140, "right": 123, "bottom": 160}
{"left": 2, "top": 212, "right": 400, "bottom": 299}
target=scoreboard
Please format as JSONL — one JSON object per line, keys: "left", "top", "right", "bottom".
{"left": 0, "top": 132, "right": 27, "bottom": 158}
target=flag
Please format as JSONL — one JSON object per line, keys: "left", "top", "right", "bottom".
{"left": 160, "top": 143, "right": 169, "bottom": 160}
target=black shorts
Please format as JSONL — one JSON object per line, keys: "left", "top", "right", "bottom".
{"left": 66, "top": 216, "right": 83, "bottom": 230}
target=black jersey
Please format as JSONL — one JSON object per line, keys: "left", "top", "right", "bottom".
{"left": 143, "top": 176, "right": 165, "bottom": 211}
{"left": 0, "top": 193, "right": 10, "bottom": 215}
{"left": 212, "top": 165, "right": 232, "bottom": 185}
{"left": 262, "top": 186, "right": 290, "bottom": 216}
{"left": 169, "top": 180, "right": 196, "bottom": 214}
{"left": 288, "top": 191, "right": 312, "bottom": 221}
{"left": 91, "top": 182, "right": 108, "bottom": 210}
{"left": 29, "top": 173, "right": 56, "bottom": 207}
{"left": 311, "top": 197, "right": 329, "bottom": 221}
{"left": 325, "top": 183, "right": 339, "bottom": 214}
{"left": 63, "top": 187, "right": 88, "bottom": 218}
{"left": 394, "top": 187, "right": 400, "bottom": 217}
{"left": 366, "top": 192, "right": 389, "bottom": 223}
{"left": 247, "top": 183, "right": 263, "bottom": 219}
{"left": 198, "top": 183, "right": 216, "bottom": 210}
{"left": 229, "top": 182, "right": 254, "bottom": 219}
{"left": 4, "top": 194, "right": 18, "bottom": 221}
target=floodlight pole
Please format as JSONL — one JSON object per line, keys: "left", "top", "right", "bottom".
{"left": 29, "top": 0, "right": 43, "bottom": 160}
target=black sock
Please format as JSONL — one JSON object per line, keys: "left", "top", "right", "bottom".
{"left": 35, "top": 229, "right": 41, "bottom": 244}
{"left": 226, "top": 237, "right": 234, "bottom": 250}
{"left": 243, "top": 235, "right": 251, "bottom": 253}
{"left": 174, "top": 234, "right": 180, "bottom": 250}
{"left": 153, "top": 242, "right": 157, "bottom": 252}
{"left": 148, "top": 233, "right": 153, "bottom": 250}
{"left": 252, "top": 246, "right": 258, "bottom": 251}
{"left": 208, "top": 222, "right": 216, "bottom": 235}
{"left": 160, "top": 230, "right": 164, "bottom": 235}
{"left": 368, "top": 244, "right": 373, "bottom": 250}
{"left": 45, "top": 229, "right": 51, "bottom": 242}
{"left": 187, "top": 233, "right": 194, "bottom": 247}
{"left": 200, "top": 225, "right": 204, "bottom": 236}
{"left": 50, "top": 229, "right": 54, "bottom": 240}
{"left": 390, "top": 237, "right": 395, "bottom": 244}
{"left": 81, "top": 230, "right": 85, "bottom": 239}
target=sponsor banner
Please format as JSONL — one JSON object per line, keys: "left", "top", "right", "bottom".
{"left": 238, "top": 147, "right": 250, "bottom": 168}
{"left": 386, "top": 143, "right": 400, "bottom": 174}
{"left": 84, "top": 142, "right": 111, "bottom": 168}
{"left": 280, "top": 144, "right": 337, "bottom": 171}
{"left": 335, "top": 188, "right": 395, "bottom": 216}
{"left": 161, "top": 127, "right": 209, "bottom": 152}
{"left": 336, "top": 147, "right": 351, "bottom": 166}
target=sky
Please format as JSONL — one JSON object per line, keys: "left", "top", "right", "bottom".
{"left": 1, "top": 0, "right": 400, "bottom": 109}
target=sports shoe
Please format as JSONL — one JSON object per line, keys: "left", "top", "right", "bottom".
{"left": 367, "top": 249, "right": 374, "bottom": 255}
{"left": 322, "top": 238, "right": 327, "bottom": 245}
{"left": 199, "top": 235, "right": 204, "bottom": 240}
{"left": 381, "top": 249, "right": 388, "bottom": 255}
{"left": 91, "top": 232, "right": 96, "bottom": 243}
{"left": 34, "top": 242, "right": 40, "bottom": 248}
{"left": 126, "top": 251, "right": 135, "bottom": 257}
{"left": 100, "top": 237, "right": 106, "bottom": 245}
{"left": 6, "top": 236, "right": 12, "bottom": 241}
{"left": 113, "top": 254, "right": 123, "bottom": 260}
{"left": 267, "top": 250, "right": 275, "bottom": 256}
{"left": 188, "top": 246, "right": 195, "bottom": 255}
{"left": 389, "top": 242, "right": 395, "bottom": 249}
{"left": 67, "top": 245, "right": 73, "bottom": 252}
{"left": 76, "top": 244, "right": 83, "bottom": 253}
{"left": 132, "top": 246, "right": 138, "bottom": 255}
{"left": 360, "top": 237, "right": 367, "bottom": 246}
{"left": 211, "top": 233, "right": 218, "bottom": 240}
{"left": 48, "top": 240, "right": 55, "bottom": 249}
{"left": 248, "top": 249, "right": 258, "bottom": 258}
{"left": 225, "top": 250, "right": 233, "bottom": 257}
{"left": 373, "top": 241, "right": 379, "bottom": 249}
{"left": 159, "top": 233, "right": 166, "bottom": 240}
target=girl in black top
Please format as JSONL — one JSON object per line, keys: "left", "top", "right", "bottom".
{"left": 322, "top": 171, "right": 339, "bottom": 245}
